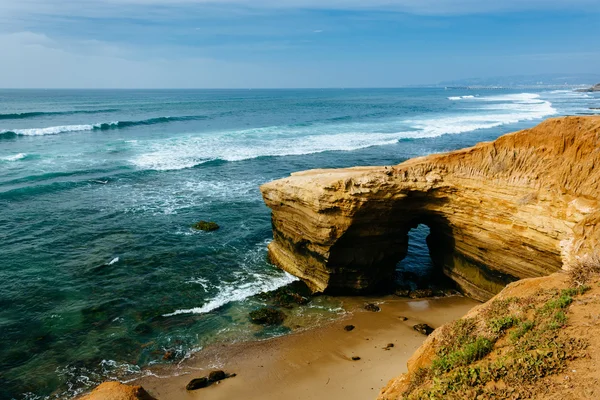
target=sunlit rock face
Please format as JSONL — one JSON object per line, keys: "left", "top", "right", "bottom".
{"left": 261, "top": 117, "right": 600, "bottom": 301}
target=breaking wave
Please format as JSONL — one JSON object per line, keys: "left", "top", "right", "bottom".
{"left": 0, "top": 115, "right": 209, "bottom": 138}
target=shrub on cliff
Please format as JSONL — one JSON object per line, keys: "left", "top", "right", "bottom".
{"left": 399, "top": 282, "right": 591, "bottom": 400}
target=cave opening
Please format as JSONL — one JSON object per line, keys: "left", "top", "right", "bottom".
{"left": 395, "top": 223, "right": 456, "bottom": 294}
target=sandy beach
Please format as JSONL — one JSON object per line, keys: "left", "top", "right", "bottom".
{"left": 133, "top": 295, "right": 479, "bottom": 400}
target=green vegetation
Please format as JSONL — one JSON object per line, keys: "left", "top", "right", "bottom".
{"left": 488, "top": 315, "right": 519, "bottom": 334}
{"left": 402, "top": 285, "right": 589, "bottom": 400}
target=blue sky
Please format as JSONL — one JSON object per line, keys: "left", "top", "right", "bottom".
{"left": 0, "top": 0, "right": 599, "bottom": 88}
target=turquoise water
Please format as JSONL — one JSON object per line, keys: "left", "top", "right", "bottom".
{"left": 0, "top": 88, "right": 597, "bottom": 399}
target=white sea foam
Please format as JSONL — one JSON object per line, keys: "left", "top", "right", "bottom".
{"left": 164, "top": 272, "right": 298, "bottom": 316}
{"left": 130, "top": 130, "right": 420, "bottom": 171}
{"left": 403, "top": 93, "right": 556, "bottom": 137}
{"left": 186, "top": 277, "right": 211, "bottom": 291}
{"left": 108, "top": 257, "right": 119, "bottom": 265}
{"left": 1, "top": 153, "right": 26, "bottom": 161}
{"left": 128, "top": 92, "right": 557, "bottom": 171}
{"left": 1, "top": 124, "right": 95, "bottom": 136}
{"left": 448, "top": 95, "right": 476, "bottom": 100}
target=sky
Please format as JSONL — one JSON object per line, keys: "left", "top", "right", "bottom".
{"left": 0, "top": 0, "right": 599, "bottom": 88}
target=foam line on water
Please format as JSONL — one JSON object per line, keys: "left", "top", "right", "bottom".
{"left": 130, "top": 92, "right": 557, "bottom": 171}
{"left": 1, "top": 153, "right": 27, "bottom": 161}
{"left": 163, "top": 272, "right": 298, "bottom": 316}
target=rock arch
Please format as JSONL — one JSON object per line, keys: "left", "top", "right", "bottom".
{"left": 261, "top": 117, "right": 600, "bottom": 301}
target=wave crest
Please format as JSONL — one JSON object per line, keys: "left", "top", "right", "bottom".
{"left": 0, "top": 115, "right": 209, "bottom": 138}
{"left": 0, "top": 109, "right": 120, "bottom": 120}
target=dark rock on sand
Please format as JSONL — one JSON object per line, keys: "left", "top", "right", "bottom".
{"left": 208, "top": 370, "right": 227, "bottom": 382}
{"left": 409, "top": 289, "right": 434, "bottom": 299}
{"left": 344, "top": 324, "right": 355, "bottom": 331}
{"left": 186, "top": 377, "right": 209, "bottom": 390}
{"left": 192, "top": 221, "right": 220, "bottom": 231}
{"left": 351, "top": 356, "right": 361, "bottom": 361}
{"left": 398, "top": 316, "right": 408, "bottom": 321}
{"left": 384, "top": 343, "right": 394, "bottom": 350}
{"left": 413, "top": 323, "right": 435, "bottom": 336}
{"left": 249, "top": 307, "right": 286, "bottom": 325}
{"left": 364, "top": 303, "right": 380, "bottom": 312}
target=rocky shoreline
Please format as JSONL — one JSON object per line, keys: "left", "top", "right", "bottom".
{"left": 79, "top": 116, "right": 600, "bottom": 399}
{"left": 261, "top": 116, "right": 600, "bottom": 302}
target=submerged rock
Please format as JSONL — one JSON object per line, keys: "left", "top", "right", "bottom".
{"left": 81, "top": 382, "right": 156, "bottom": 400}
{"left": 249, "top": 307, "right": 286, "bottom": 325}
{"left": 264, "top": 282, "right": 311, "bottom": 308}
{"left": 344, "top": 324, "right": 355, "bottom": 331}
{"left": 413, "top": 323, "right": 435, "bottom": 336}
{"left": 192, "top": 221, "right": 220, "bottom": 231}
{"left": 364, "top": 303, "right": 380, "bottom": 312}
{"left": 186, "top": 377, "right": 209, "bottom": 390}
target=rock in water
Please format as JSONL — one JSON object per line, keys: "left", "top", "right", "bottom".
{"left": 260, "top": 117, "right": 600, "bottom": 302}
{"left": 344, "top": 324, "right": 355, "bottom": 331}
{"left": 364, "top": 303, "right": 380, "bottom": 312}
{"left": 208, "top": 370, "right": 227, "bottom": 382}
{"left": 192, "top": 221, "right": 220, "bottom": 231}
{"left": 81, "top": 382, "right": 156, "bottom": 400}
{"left": 413, "top": 323, "right": 435, "bottom": 336}
{"left": 409, "top": 289, "right": 434, "bottom": 299}
{"left": 249, "top": 307, "right": 286, "bottom": 325}
{"left": 186, "top": 377, "right": 209, "bottom": 390}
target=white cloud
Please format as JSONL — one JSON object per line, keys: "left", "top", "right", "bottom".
{"left": 0, "top": 31, "right": 287, "bottom": 88}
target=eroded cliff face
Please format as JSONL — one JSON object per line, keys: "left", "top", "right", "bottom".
{"left": 260, "top": 116, "right": 600, "bottom": 301}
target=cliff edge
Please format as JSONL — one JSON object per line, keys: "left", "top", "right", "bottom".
{"left": 261, "top": 116, "right": 600, "bottom": 301}
{"left": 378, "top": 270, "right": 600, "bottom": 399}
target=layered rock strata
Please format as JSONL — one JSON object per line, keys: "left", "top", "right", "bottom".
{"left": 261, "top": 116, "right": 600, "bottom": 301}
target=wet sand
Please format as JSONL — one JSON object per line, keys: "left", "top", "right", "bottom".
{"left": 133, "top": 295, "right": 478, "bottom": 400}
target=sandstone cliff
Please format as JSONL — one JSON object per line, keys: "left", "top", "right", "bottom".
{"left": 261, "top": 116, "right": 600, "bottom": 301}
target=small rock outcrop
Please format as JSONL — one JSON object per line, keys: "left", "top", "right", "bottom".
{"left": 576, "top": 83, "right": 600, "bottom": 92}
{"left": 80, "top": 382, "right": 156, "bottom": 400}
{"left": 413, "top": 323, "right": 435, "bottom": 336}
{"left": 261, "top": 117, "right": 600, "bottom": 301}
{"left": 192, "top": 221, "right": 220, "bottom": 231}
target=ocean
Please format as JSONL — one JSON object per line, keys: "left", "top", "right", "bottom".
{"left": 0, "top": 88, "right": 598, "bottom": 399}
